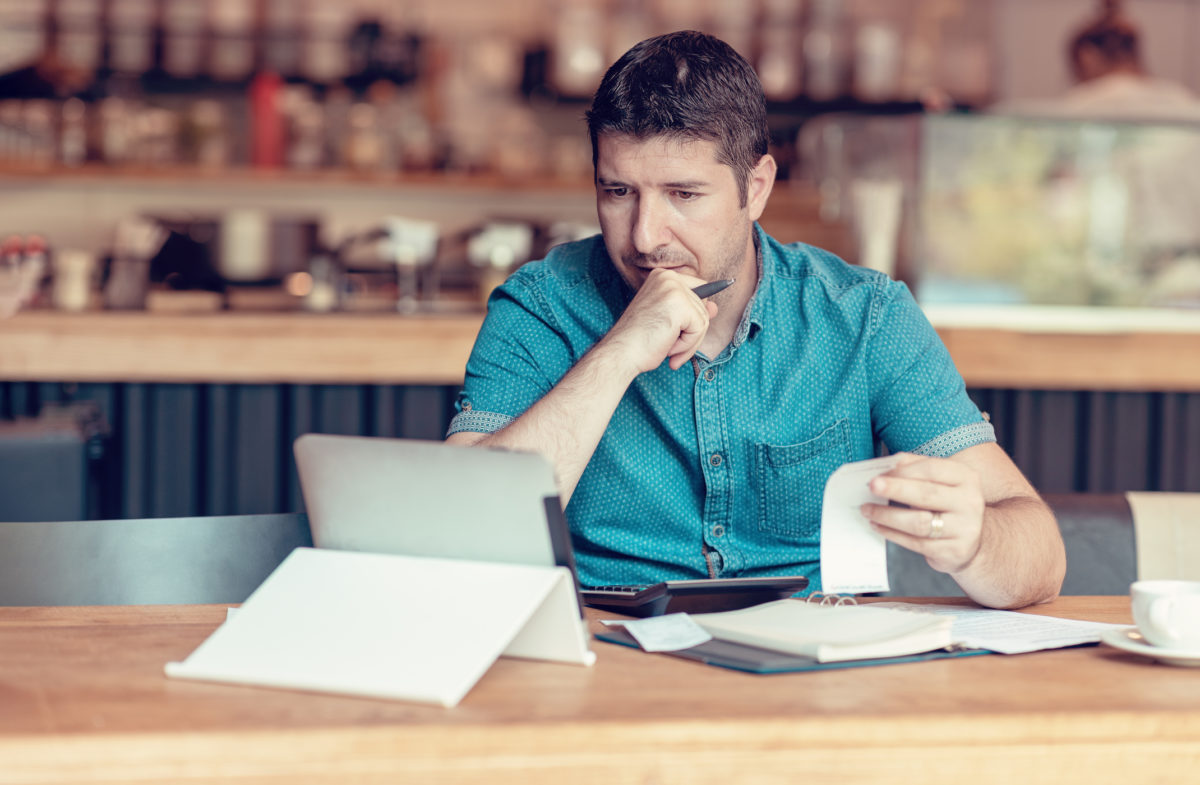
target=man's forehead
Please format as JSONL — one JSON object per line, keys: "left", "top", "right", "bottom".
{"left": 596, "top": 132, "right": 724, "bottom": 168}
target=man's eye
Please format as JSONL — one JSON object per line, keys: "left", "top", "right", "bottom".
{"left": 605, "top": 187, "right": 628, "bottom": 197}
{"left": 674, "top": 191, "right": 698, "bottom": 200}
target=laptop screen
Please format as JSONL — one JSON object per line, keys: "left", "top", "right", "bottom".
{"left": 294, "top": 434, "right": 572, "bottom": 574}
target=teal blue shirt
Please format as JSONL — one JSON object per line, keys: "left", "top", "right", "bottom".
{"left": 448, "top": 225, "right": 995, "bottom": 589}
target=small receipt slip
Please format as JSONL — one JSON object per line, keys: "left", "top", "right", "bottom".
{"left": 610, "top": 613, "right": 713, "bottom": 652}
{"left": 820, "top": 455, "right": 900, "bottom": 594}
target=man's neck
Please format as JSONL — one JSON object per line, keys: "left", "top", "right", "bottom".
{"left": 697, "top": 237, "right": 760, "bottom": 359}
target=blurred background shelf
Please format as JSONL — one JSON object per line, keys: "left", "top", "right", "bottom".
{"left": 0, "top": 161, "right": 595, "bottom": 193}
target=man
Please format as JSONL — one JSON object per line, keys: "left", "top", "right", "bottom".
{"left": 447, "top": 31, "right": 1065, "bottom": 610}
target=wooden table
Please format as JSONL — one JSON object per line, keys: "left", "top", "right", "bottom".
{"left": 1, "top": 598, "right": 1197, "bottom": 785}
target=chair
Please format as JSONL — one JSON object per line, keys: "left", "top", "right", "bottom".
{"left": 884, "top": 493, "right": 1137, "bottom": 597}
{"left": 0, "top": 513, "right": 312, "bottom": 606}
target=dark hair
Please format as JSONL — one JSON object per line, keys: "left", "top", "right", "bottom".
{"left": 585, "top": 30, "right": 769, "bottom": 207}
{"left": 1069, "top": 0, "right": 1141, "bottom": 71}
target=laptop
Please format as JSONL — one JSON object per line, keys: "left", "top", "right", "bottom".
{"left": 294, "top": 433, "right": 576, "bottom": 573}
{"left": 293, "top": 433, "right": 807, "bottom": 617}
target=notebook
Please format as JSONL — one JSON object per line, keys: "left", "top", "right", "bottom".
{"left": 596, "top": 599, "right": 988, "bottom": 674}
{"left": 293, "top": 434, "right": 578, "bottom": 574}
{"left": 690, "top": 599, "right": 956, "bottom": 662}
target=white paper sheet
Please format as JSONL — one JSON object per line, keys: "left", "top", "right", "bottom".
{"left": 872, "top": 602, "right": 1127, "bottom": 654}
{"left": 618, "top": 613, "right": 713, "bottom": 652}
{"left": 819, "top": 455, "right": 900, "bottom": 594}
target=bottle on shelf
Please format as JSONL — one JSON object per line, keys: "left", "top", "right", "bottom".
{"left": 803, "top": 0, "right": 849, "bottom": 102}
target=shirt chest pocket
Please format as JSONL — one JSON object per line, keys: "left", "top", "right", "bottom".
{"left": 754, "top": 419, "right": 852, "bottom": 540}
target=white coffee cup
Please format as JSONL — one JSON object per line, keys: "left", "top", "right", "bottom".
{"left": 1132, "top": 580, "right": 1200, "bottom": 650}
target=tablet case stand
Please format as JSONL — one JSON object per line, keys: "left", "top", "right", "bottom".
{"left": 166, "top": 547, "right": 595, "bottom": 707}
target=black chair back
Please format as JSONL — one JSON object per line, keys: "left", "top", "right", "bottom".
{"left": 884, "top": 493, "right": 1136, "bottom": 597}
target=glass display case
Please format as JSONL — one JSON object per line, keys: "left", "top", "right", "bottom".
{"left": 915, "top": 114, "right": 1200, "bottom": 309}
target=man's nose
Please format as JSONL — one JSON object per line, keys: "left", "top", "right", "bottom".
{"left": 632, "top": 195, "right": 671, "bottom": 255}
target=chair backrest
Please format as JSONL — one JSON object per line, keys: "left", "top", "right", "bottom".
{"left": 884, "top": 493, "right": 1137, "bottom": 597}
{"left": 0, "top": 513, "right": 312, "bottom": 606}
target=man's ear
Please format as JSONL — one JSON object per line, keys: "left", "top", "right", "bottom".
{"left": 746, "top": 154, "right": 777, "bottom": 221}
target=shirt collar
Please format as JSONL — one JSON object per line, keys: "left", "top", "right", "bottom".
{"left": 732, "top": 224, "right": 769, "bottom": 347}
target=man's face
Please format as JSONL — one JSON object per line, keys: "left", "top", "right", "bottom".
{"left": 595, "top": 134, "right": 760, "bottom": 300}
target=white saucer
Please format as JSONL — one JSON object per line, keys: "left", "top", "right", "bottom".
{"left": 1100, "top": 627, "right": 1200, "bottom": 667}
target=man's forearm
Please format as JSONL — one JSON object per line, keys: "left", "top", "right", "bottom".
{"left": 452, "top": 341, "right": 641, "bottom": 504}
{"left": 952, "top": 495, "right": 1066, "bottom": 609}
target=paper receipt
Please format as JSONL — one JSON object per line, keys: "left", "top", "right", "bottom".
{"left": 818, "top": 455, "right": 900, "bottom": 594}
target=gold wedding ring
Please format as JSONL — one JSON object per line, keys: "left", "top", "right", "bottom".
{"left": 929, "top": 514, "right": 945, "bottom": 539}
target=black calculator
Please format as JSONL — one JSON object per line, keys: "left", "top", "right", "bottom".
{"left": 580, "top": 575, "right": 810, "bottom": 617}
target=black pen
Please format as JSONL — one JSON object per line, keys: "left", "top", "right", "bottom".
{"left": 691, "top": 278, "right": 735, "bottom": 299}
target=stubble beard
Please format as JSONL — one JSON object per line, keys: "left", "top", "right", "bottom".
{"left": 619, "top": 221, "right": 752, "bottom": 299}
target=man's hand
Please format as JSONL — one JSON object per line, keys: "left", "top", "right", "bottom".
{"left": 858, "top": 453, "right": 986, "bottom": 575}
{"left": 857, "top": 444, "right": 1065, "bottom": 609}
{"left": 603, "top": 268, "right": 719, "bottom": 373}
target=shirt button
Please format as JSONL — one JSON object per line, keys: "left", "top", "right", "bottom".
{"left": 711, "top": 524, "right": 725, "bottom": 538}
{"left": 709, "top": 453, "right": 723, "bottom": 467}
{"left": 704, "top": 368, "right": 716, "bottom": 381}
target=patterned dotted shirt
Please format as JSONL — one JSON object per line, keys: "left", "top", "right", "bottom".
{"left": 448, "top": 225, "right": 995, "bottom": 590}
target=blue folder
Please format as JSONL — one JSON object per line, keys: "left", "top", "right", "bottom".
{"left": 595, "top": 627, "right": 992, "bottom": 674}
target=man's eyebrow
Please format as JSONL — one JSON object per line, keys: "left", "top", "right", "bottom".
{"left": 595, "top": 177, "right": 710, "bottom": 189}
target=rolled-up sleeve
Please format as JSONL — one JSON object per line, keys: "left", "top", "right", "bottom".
{"left": 447, "top": 274, "right": 575, "bottom": 436}
{"left": 866, "top": 280, "right": 995, "bottom": 456}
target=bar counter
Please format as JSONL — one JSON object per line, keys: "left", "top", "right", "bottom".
{"left": 2, "top": 305, "right": 1199, "bottom": 391}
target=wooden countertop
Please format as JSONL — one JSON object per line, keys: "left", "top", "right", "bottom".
{"left": 2, "top": 598, "right": 1198, "bottom": 785}
{"left": 1, "top": 306, "right": 1199, "bottom": 390}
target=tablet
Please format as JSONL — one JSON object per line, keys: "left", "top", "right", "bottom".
{"left": 581, "top": 575, "right": 810, "bottom": 618}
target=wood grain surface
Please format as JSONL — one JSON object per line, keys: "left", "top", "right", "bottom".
{"left": 3, "top": 310, "right": 1199, "bottom": 389}
{"left": 1, "top": 598, "right": 1197, "bottom": 785}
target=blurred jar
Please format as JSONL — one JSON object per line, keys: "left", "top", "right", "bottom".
{"left": 804, "top": 0, "right": 849, "bottom": 101}
{"left": 187, "top": 100, "right": 231, "bottom": 169}
{"left": 283, "top": 87, "right": 326, "bottom": 170}
{"left": 344, "top": 102, "right": 386, "bottom": 172}
{"left": 22, "top": 101, "right": 55, "bottom": 165}
{"left": 219, "top": 210, "right": 271, "bottom": 282}
{"left": 382, "top": 217, "right": 439, "bottom": 313}
{"left": 99, "top": 98, "right": 133, "bottom": 165}
{"left": 551, "top": 0, "right": 605, "bottom": 97}
{"left": 108, "top": 0, "right": 156, "bottom": 75}
{"left": 468, "top": 223, "right": 533, "bottom": 309}
{"left": 142, "top": 108, "right": 181, "bottom": 167}
{"left": 759, "top": 26, "right": 804, "bottom": 102}
{"left": 59, "top": 98, "right": 88, "bottom": 167}
{"left": 210, "top": 0, "right": 255, "bottom": 82}
{"left": 104, "top": 258, "right": 150, "bottom": 310}
{"left": 53, "top": 250, "right": 97, "bottom": 312}
{"left": 854, "top": 22, "right": 902, "bottom": 102}
{"left": 161, "top": 0, "right": 206, "bottom": 78}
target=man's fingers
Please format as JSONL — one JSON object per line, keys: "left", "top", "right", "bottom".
{"left": 870, "top": 474, "right": 956, "bottom": 512}
{"left": 882, "top": 452, "right": 974, "bottom": 485}
{"left": 862, "top": 503, "right": 942, "bottom": 539}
